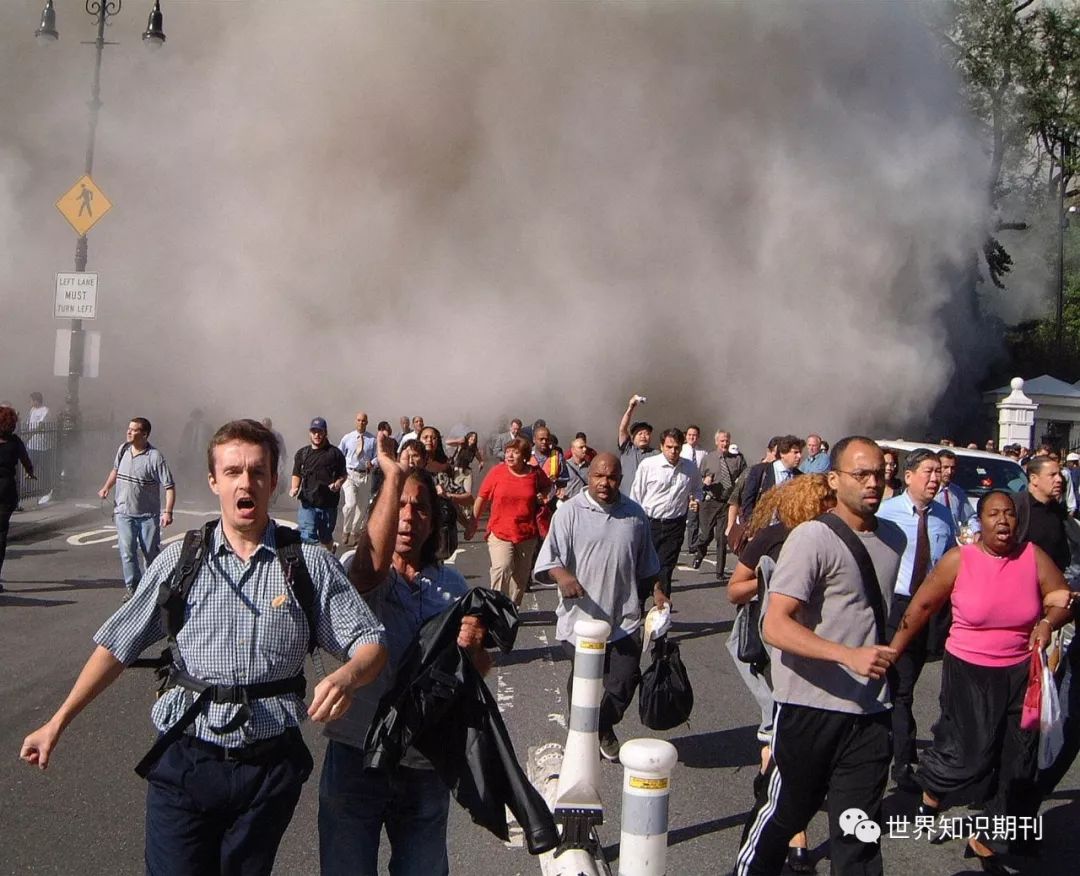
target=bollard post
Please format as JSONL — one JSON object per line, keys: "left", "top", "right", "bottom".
{"left": 617, "top": 739, "right": 678, "bottom": 876}
{"left": 554, "top": 618, "right": 611, "bottom": 852}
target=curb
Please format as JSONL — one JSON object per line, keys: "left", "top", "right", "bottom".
{"left": 10, "top": 504, "right": 106, "bottom": 543}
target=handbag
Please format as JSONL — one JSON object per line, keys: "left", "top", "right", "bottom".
{"left": 1020, "top": 649, "right": 1042, "bottom": 732}
{"left": 734, "top": 556, "right": 774, "bottom": 667}
{"left": 638, "top": 635, "right": 694, "bottom": 731}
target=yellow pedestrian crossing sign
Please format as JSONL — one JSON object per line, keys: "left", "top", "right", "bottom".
{"left": 56, "top": 174, "right": 113, "bottom": 236}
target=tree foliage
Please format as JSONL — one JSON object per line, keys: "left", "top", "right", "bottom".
{"left": 924, "top": 0, "right": 1080, "bottom": 291}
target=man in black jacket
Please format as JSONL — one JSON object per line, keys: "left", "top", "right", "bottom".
{"left": 740, "top": 435, "right": 805, "bottom": 524}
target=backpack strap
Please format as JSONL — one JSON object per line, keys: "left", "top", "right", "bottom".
{"left": 816, "top": 513, "right": 887, "bottom": 645}
{"left": 274, "top": 525, "right": 318, "bottom": 654}
{"left": 127, "top": 520, "right": 217, "bottom": 673}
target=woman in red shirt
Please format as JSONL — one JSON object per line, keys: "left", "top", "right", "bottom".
{"left": 473, "top": 437, "right": 550, "bottom": 606}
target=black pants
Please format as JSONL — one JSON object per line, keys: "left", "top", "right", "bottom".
{"left": 0, "top": 499, "right": 15, "bottom": 579}
{"left": 563, "top": 631, "right": 643, "bottom": 738}
{"left": 144, "top": 730, "right": 313, "bottom": 876}
{"left": 735, "top": 704, "right": 890, "bottom": 876}
{"left": 648, "top": 515, "right": 686, "bottom": 597}
{"left": 693, "top": 498, "right": 729, "bottom": 577}
{"left": 917, "top": 652, "right": 1038, "bottom": 826}
{"left": 886, "top": 595, "right": 927, "bottom": 776}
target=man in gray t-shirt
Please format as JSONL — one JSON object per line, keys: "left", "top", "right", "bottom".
{"left": 98, "top": 417, "right": 175, "bottom": 598}
{"left": 534, "top": 452, "right": 666, "bottom": 761}
{"left": 736, "top": 437, "right": 905, "bottom": 876}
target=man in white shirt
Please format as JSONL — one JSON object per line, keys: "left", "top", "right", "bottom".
{"left": 399, "top": 415, "right": 424, "bottom": 446}
{"left": 338, "top": 411, "right": 376, "bottom": 547}
{"left": 631, "top": 428, "right": 703, "bottom": 597}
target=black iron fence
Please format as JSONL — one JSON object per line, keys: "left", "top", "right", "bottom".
{"left": 15, "top": 418, "right": 119, "bottom": 502}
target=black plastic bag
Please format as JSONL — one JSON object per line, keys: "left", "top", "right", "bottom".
{"left": 638, "top": 635, "right": 693, "bottom": 730}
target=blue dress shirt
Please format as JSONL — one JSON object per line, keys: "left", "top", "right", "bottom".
{"left": 876, "top": 492, "right": 955, "bottom": 597}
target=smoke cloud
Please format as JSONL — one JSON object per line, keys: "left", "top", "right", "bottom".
{"left": 0, "top": 1, "right": 990, "bottom": 463}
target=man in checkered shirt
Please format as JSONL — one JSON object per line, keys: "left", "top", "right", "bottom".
{"left": 21, "top": 419, "right": 387, "bottom": 876}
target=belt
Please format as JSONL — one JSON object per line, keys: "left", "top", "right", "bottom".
{"left": 182, "top": 728, "right": 302, "bottom": 764}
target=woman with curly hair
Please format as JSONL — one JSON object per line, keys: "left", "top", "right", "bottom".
{"left": 0, "top": 405, "right": 35, "bottom": 590}
{"left": 726, "top": 474, "right": 835, "bottom": 874}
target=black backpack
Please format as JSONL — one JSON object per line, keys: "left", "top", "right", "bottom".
{"left": 638, "top": 635, "right": 694, "bottom": 731}
{"left": 130, "top": 519, "right": 317, "bottom": 777}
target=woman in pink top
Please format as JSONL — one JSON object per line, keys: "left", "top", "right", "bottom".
{"left": 888, "top": 490, "right": 1070, "bottom": 871}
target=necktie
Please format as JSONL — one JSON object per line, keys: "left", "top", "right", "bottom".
{"left": 942, "top": 489, "right": 951, "bottom": 514}
{"left": 910, "top": 506, "right": 930, "bottom": 593}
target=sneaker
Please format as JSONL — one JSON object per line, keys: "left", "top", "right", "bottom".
{"left": 599, "top": 730, "right": 621, "bottom": 762}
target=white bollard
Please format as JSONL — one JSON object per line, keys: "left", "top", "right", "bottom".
{"left": 618, "top": 738, "right": 678, "bottom": 876}
{"left": 554, "top": 618, "right": 611, "bottom": 849}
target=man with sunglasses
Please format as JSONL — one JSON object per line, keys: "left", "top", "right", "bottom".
{"left": 876, "top": 447, "right": 954, "bottom": 792}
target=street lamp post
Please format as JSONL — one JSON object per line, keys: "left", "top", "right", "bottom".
{"left": 35, "top": 0, "right": 166, "bottom": 430}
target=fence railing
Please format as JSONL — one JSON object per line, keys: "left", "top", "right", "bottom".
{"left": 15, "top": 418, "right": 118, "bottom": 502}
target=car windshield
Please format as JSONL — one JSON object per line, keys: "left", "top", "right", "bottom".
{"left": 952, "top": 456, "right": 1027, "bottom": 497}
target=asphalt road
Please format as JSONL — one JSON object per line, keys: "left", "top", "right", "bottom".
{"left": 2, "top": 504, "right": 1079, "bottom": 876}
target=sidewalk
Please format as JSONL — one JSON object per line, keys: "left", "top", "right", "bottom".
{"left": 9, "top": 497, "right": 107, "bottom": 542}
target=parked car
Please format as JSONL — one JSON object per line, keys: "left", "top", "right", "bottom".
{"left": 875, "top": 440, "right": 1027, "bottom": 497}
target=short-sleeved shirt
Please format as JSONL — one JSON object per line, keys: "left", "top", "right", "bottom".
{"left": 534, "top": 491, "right": 660, "bottom": 644}
{"left": 324, "top": 562, "right": 468, "bottom": 767}
{"left": 739, "top": 523, "right": 791, "bottom": 571}
{"left": 293, "top": 444, "right": 347, "bottom": 509}
{"left": 113, "top": 442, "right": 174, "bottom": 517}
{"left": 93, "top": 520, "right": 385, "bottom": 747}
{"left": 768, "top": 517, "right": 905, "bottom": 715}
{"left": 563, "top": 459, "right": 591, "bottom": 499}
{"left": 618, "top": 441, "right": 657, "bottom": 498}
{"left": 478, "top": 463, "right": 551, "bottom": 543}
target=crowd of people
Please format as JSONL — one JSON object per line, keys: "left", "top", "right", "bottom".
{"left": 10, "top": 392, "right": 1080, "bottom": 876}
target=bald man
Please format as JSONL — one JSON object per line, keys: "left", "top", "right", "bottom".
{"left": 338, "top": 411, "right": 376, "bottom": 547}
{"left": 534, "top": 452, "right": 667, "bottom": 761}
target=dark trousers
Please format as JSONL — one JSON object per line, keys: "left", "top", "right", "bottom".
{"left": 918, "top": 652, "right": 1038, "bottom": 826}
{"left": 648, "top": 515, "right": 686, "bottom": 596}
{"left": 886, "top": 595, "right": 927, "bottom": 776}
{"left": 693, "top": 498, "right": 729, "bottom": 577}
{"left": 0, "top": 500, "right": 14, "bottom": 579}
{"left": 144, "top": 731, "right": 313, "bottom": 876}
{"left": 319, "top": 740, "right": 451, "bottom": 876}
{"left": 563, "top": 631, "right": 643, "bottom": 738}
{"left": 735, "top": 704, "right": 890, "bottom": 876}
{"left": 1040, "top": 631, "right": 1080, "bottom": 794}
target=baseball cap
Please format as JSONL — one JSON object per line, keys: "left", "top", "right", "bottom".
{"left": 309, "top": 417, "right": 328, "bottom": 433}
{"left": 1067, "top": 452, "right": 1080, "bottom": 462}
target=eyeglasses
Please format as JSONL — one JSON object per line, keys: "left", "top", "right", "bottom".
{"left": 835, "top": 468, "right": 886, "bottom": 484}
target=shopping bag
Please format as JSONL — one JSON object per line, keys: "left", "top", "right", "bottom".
{"left": 1038, "top": 647, "right": 1065, "bottom": 770}
{"left": 1020, "top": 650, "right": 1041, "bottom": 732}
{"left": 638, "top": 635, "right": 694, "bottom": 731}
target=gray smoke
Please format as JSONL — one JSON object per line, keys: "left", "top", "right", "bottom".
{"left": 0, "top": 1, "right": 989, "bottom": 461}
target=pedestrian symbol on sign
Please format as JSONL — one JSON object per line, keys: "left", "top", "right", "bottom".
{"left": 77, "top": 183, "right": 94, "bottom": 217}
{"left": 55, "top": 174, "right": 112, "bottom": 236}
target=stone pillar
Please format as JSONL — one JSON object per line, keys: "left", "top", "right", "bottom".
{"left": 997, "top": 377, "right": 1038, "bottom": 450}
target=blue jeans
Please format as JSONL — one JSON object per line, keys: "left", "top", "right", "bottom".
{"left": 318, "top": 740, "right": 450, "bottom": 876}
{"left": 115, "top": 513, "right": 160, "bottom": 592}
{"left": 144, "top": 732, "right": 312, "bottom": 876}
{"left": 298, "top": 504, "right": 337, "bottom": 545}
